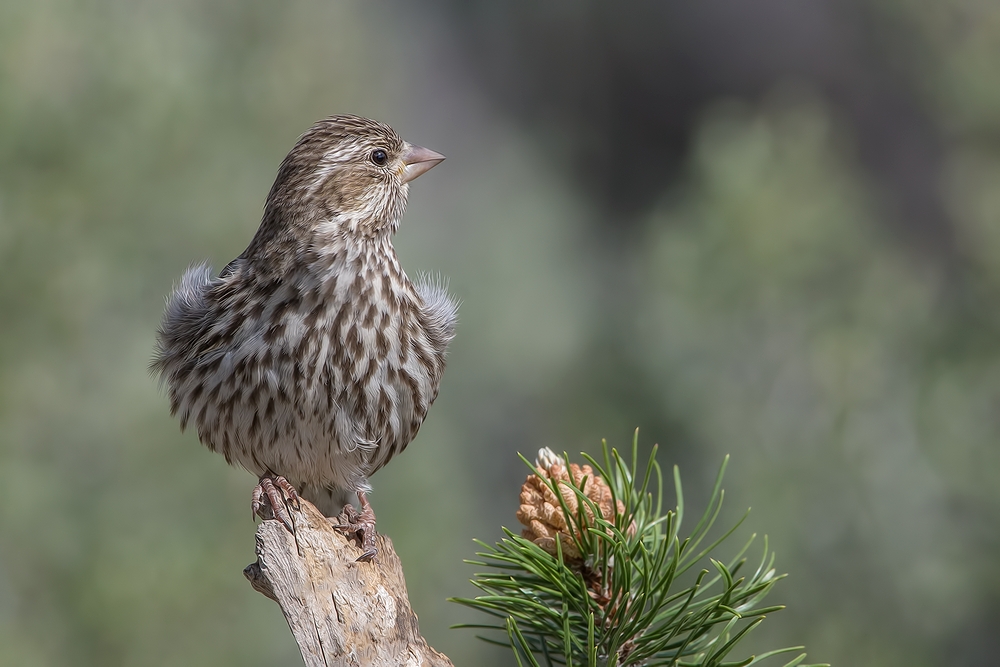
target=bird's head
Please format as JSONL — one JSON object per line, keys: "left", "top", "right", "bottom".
{"left": 261, "top": 115, "right": 445, "bottom": 241}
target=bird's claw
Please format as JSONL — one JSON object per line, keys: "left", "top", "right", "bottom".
{"left": 252, "top": 473, "right": 300, "bottom": 533}
{"left": 332, "top": 495, "right": 379, "bottom": 562}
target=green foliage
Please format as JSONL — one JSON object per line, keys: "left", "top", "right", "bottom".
{"left": 452, "top": 434, "right": 825, "bottom": 667}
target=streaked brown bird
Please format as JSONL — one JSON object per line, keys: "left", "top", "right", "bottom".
{"left": 152, "top": 115, "right": 457, "bottom": 560}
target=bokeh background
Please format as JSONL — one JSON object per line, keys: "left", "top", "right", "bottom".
{"left": 2, "top": 1, "right": 1000, "bottom": 665}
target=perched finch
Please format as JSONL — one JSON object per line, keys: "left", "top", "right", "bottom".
{"left": 152, "top": 115, "right": 457, "bottom": 560}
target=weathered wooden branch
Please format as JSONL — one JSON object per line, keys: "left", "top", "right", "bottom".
{"left": 243, "top": 498, "right": 454, "bottom": 667}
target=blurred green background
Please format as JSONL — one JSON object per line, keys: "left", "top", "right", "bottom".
{"left": 2, "top": 1, "right": 999, "bottom": 665}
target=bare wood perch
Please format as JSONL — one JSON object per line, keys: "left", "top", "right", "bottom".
{"left": 243, "top": 498, "right": 454, "bottom": 667}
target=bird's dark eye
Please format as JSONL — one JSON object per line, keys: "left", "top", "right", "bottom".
{"left": 370, "top": 149, "right": 388, "bottom": 166}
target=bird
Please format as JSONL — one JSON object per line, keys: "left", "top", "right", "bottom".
{"left": 151, "top": 115, "right": 457, "bottom": 561}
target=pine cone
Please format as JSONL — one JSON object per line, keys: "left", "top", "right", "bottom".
{"left": 516, "top": 448, "right": 626, "bottom": 560}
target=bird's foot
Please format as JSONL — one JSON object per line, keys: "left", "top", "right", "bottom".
{"left": 251, "top": 472, "right": 300, "bottom": 533}
{"left": 332, "top": 492, "right": 378, "bottom": 562}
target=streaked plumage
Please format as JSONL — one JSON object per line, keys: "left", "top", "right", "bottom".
{"left": 152, "top": 115, "right": 457, "bottom": 559}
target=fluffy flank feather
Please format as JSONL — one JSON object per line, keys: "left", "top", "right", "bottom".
{"left": 150, "top": 262, "right": 214, "bottom": 377}
{"left": 415, "top": 273, "right": 459, "bottom": 353}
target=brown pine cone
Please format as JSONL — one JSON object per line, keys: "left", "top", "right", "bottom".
{"left": 516, "top": 448, "right": 627, "bottom": 560}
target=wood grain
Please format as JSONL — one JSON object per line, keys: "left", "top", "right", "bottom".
{"left": 244, "top": 498, "right": 453, "bottom": 667}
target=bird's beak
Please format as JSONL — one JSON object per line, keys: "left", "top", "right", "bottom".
{"left": 401, "top": 144, "right": 445, "bottom": 184}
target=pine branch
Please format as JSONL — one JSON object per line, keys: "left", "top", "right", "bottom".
{"left": 451, "top": 431, "right": 828, "bottom": 667}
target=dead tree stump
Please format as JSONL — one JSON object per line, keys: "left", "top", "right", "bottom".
{"left": 243, "top": 497, "right": 453, "bottom": 667}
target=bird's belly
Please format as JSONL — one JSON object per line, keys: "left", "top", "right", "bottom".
{"left": 194, "top": 343, "right": 438, "bottom": 494}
